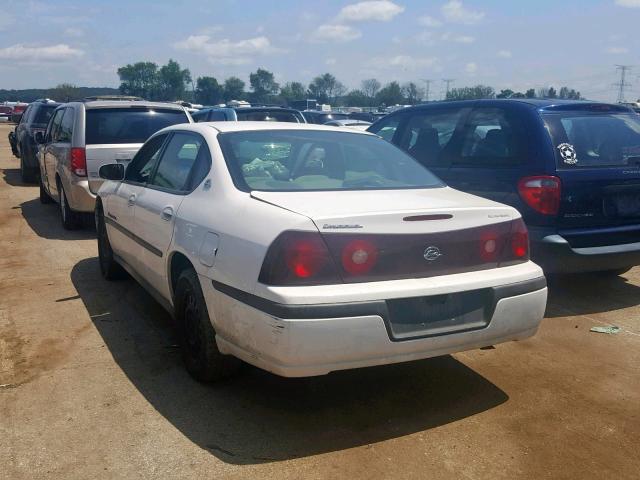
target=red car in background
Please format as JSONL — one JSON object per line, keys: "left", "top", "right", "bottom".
{"left": 10, "top": 103, "right": 28, "bottom": 123}
{"left": 0, "top": 105, "right": 12, "bottom": 121}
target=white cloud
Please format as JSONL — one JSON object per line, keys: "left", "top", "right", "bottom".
{"left": 465, "top": 62, "right": 478, "bottom": 74}
{"left": 497, "top": 49, "right": 512, "bottom": 58}
{"left": 616, "top": 0, "right": 640, "bottom": 7}
{"left": 441, "top": 1, "right": 485, "bottom": 24}
{"left": 325, "top": 57, "right": 337, "bottom": 65}
{"left": 337, "top": 1, "right": 405, "bottom": 22}
{"left": 0, "top": 43, "right": 84, "bottom": 62}
{"left": 310, "top": 24, "right": 362, "bottom": 42}
{"left": 368, "top": 54, "right": 439, "bottom": 70}
{"left": 174, "top": 35, "right": 284, "bottom": 64}
{"left": 605, "top": 46, "right": 629, "bottom": 54}
{"left": 418, "top": 15, "right": 442, "bottom": 27}
{"left": 64, "top": 27, "right": 84, "bottom": 37}
{"left": 441, "top": 32, "right": 475, "bottom": 43}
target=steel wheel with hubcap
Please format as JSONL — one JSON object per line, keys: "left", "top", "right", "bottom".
{"left": 96, "top": 205, "right": 126, "bottom": 280}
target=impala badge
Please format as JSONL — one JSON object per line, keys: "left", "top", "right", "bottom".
{"left": 423, "top": 246, "right": 442, "bottom": 261}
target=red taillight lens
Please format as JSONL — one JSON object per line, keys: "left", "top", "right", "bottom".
{"left": 70, "top": 148, "right": 87, "bottom": 177}
{"left": 259, "top": 231, "right": 339, "bottom": 285}
{"left": 518, "top": 175, "right": 561, "bottom": 215}
{"left": 505, "top": 218, "right": 529, "bottom": 262}
{"left": 341, "top": 239, "right": 378, "bottom": 275}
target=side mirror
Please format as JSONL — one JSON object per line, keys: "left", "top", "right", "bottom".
{"left": 99, "top": 163, "right": 125, "bottom": 181}
{"left": 34, "top": 131, "right": 45, "bottom": 144}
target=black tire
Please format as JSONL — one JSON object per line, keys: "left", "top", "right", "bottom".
{"left": 96, "top": 205, "right": 126, "bottom": 280}
{"left": 175, "top": 269, "right": 240, "bottom": 382}
{"left": 19, "top": 150, "right": 37, "bottom": 184}
{"left": 39, "top": 177, "right": 53, "bottom": 204}
{"left": 58, "top": 182, "right": 80, "bottom": 230}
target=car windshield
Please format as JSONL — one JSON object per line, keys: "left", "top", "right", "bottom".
{"left": 543, "top": 112, "right": 640, "bottom": 168}
{"left": 85, "top": 108, "right": 188, "bottom": 144}
{"left": 34, "top": 105, "right": 57, "bottom": 124}
{"left": 218, "top": 129, "right": 445, "bottom": 191}
{"left": 235, "top": 110, "right": 302, "bottom": 122}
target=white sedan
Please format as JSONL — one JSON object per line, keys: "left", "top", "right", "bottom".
{"left": 96, "top": 122, "right": 547, "bottom": 382}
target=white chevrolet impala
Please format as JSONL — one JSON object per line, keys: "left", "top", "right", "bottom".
{"left": 96, "top": 122, "right": 547, "bottom": 382}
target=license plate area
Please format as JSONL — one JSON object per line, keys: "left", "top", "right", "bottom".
{"left": 386, "top": 289, "right": 491, "bottom": 340}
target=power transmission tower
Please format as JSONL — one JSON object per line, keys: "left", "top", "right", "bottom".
{"left": 442, "top": 78, "right": 455, "bottom": 99}
{"left": 613, "top": 65, "right": 632, "bottom": 103}
{"left": 420, "top": 79, "right": 432, "bottom": 102}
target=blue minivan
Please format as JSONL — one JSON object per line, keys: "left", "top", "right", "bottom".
{"left": 368, "top": 99, "right": 640, "bottom": 274}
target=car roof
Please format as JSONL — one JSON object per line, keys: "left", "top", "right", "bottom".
{"left": 68, "top": 100, "right": 188, "bottom": 110}
{"left": 194, "top": 121, "right": 376, "bottom": 134}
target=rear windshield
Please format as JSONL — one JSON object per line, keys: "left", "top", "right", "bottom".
{"left": 235, "top": 110, "right": 302, "bottom": 123}
{"left": 312, "top": 113, "right": 349, "bottom": 124}
{"left": 218, "top": 130, "right": 445, "bottom": 191}
{"left": 34, "top": 105, "right": 56, "bottom": 124}
{"left": 85, "top": 108, "right": 188, "bottom": 144}
{"left": 543, "top": 113, "right": 640, "bottom": 168}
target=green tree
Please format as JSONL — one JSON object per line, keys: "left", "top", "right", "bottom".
{"left": 117, "top": 61, "right": 159, "bottom": 99}
{"left": 402, "top": 82, "right": 422, "bottom": 104}
{"left": 48, "top": 83, "right": 81, "bottom": 102}
{"left": 446, "top": 85, "right": 495, "bottom": 100}
{"left": 361, "top": 78, "right": 381, "bottom": 106}
{"left": 525, "top": 88, "right": 536, "bottom": 98}
{"left": 195, "top": 76, "right": 223, "bottom": 105}
{"left": 280, "top": 81, "right": 307, "bottom": 103}
{"left": 376, "top": 81, "right": 404, "bottom": 106}
{"left": 249, "top": 68, "right": 279, "bottom": 103}
{"left": 344, "top": 89, "right": 369, "bottom": 106}
{"left": 158, "top": 59, "right": 191, "bottom": 101}
{"left": 497, "top": 89, "right": 514, "bottom": 99}
{"left": 223, "top": 77, "right": 246, "bottom": 102}
{"left": 308, "top": 73, "right": 346, "bottom": 104}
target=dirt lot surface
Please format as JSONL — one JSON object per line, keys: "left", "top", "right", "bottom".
{"left": 0, "top": 123, "right": 638, "bottom": 479}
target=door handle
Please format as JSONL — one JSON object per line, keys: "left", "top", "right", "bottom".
{"left": 128, "top": 194, "right": 136, "bottom": 206}
{"left": 160, "top": 206, "right": 174, "bottom": 221}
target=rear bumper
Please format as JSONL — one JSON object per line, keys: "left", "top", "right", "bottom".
{"left": 63, "top": 177, "right": 96, "bottom": 212}
{"left": 530, "top": 227, "right": 640, "bottom": 273}
{"left": 204, "top": 272, "right": 547, "bottom": 377}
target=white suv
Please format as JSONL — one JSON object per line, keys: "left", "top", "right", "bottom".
{"left": 96, "top": 122, "right": 547, "bottom": 382}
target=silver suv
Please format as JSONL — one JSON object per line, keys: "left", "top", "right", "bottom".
{"left": 36, "top": 100, "right": 192, "bottom": 229}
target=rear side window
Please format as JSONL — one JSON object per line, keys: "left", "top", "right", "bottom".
{"left": 191, "top": 110, "right": 208, "bottom": 122}
{"left": 149, "top": 132, "right": 207, "bottom": 191}
{"left": 457, "top": 108, "right": 525, "bottom": 166}
{"left": 125, "top": 134, "right": 167, "bottom": 184}
{"left": 48, "top": 109, "right": 65, "bottom": 142}
{"left": 56, "top": 108, "right": 74, "bottom": 143}
{"left": 398, "top": 109, "right": 466, "bottom": 166}
{"left": 235, "top": 111, "right": 302, "bottom": 122}
{"left": 543, "top": 113, "right": 640, "bottom": 168}
{"left": 368, "top": 116, "right": 400, "bottom": 142}
{"left": 85, "top": 108, "right": 188, "bottom": 145}
{"left": 208, "top": 111, "right": 228, "bottom": 121}
{"left": 34, "top": 105, "right": 56, "bottom": 124}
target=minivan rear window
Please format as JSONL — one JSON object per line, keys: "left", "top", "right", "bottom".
{"left": 34, "top": 105, "right": 57, "bottom": 124}
{"left": 543, "top": 113, "right": 640, "bottom": 168}
{"left": 85, "top": 108, "right": 188, "bottom": 145}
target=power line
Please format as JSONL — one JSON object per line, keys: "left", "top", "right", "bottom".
{"left": 420, "top": 79, "right": 432, "bottom": 102}
{"left": 613, "top": 65, "right": 633, "bottom": 103}
{"left": 442, "top": 78, "right": 455, "bottom": 99}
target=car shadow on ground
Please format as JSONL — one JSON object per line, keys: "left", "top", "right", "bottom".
{"left": 19, "top": 198, "right": 95, "bottom": 241}
{"left": 71, "top": 257, "right": 509, "bottom": 465}
{"left": 545, "top": 271, "right": 640, "bottom": 318}
{"left": 1, "top": 167, "right": 35, "bottom": 187}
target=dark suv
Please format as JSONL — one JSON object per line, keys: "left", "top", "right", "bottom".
{"left": 368, "top": 99, "right": 640, "bottom": 275}
{"left": 192, "top": 106, "right": 306, "bottom": 123}
{"left": 14, "top": 99, "right": 59, "bottom": 182}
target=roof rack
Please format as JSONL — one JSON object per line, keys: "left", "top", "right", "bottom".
{"left": 83, "top": 95, "right": 144, "bottom": 102}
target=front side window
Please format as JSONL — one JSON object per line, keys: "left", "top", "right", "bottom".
{"left": 543, "top": 113, "right": 640, "bottom": 168}
{"left": 368, "top": 116, "right": 401, "bottom": 142}
{"left": 457, "top": 108, "right": 524, "bottom": 166}
{"left": 148, "top": 133, "right": 206, "bottom": 191}
{"left": 125, "top": 134, "right": 167, "bottom": 184}
{"left": 85, "top": 108, "right": 189, "bottom": 145}
{"left": 218, "top": 130, "right": 444, "bottom": 192}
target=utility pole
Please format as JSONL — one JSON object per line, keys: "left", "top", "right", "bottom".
{"left": 442, "top": 78, "right": 455, "bottom": 99}
{"left": 420, "top": 79, "right": 432, "bottom": 102}
{"left": 613, "top": 65, "right": 632, "bottom": 103}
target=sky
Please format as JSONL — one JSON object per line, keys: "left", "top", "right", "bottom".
{"left": 1, "top": 0, "right": 640, "bottom": 102}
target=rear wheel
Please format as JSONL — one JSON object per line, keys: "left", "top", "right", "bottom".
{"left": 19, "top": 149, "right": 36, "bottom": 184}
{"left": 39, "top": 176, "right": 53, "bottom": 204}
{"left": 175, "top": 269, "right": 240, "bottom": 382}
{"left": 58, "top": 182, "right": 80, "bottom": 230}
{"left": 96, "top": 205, "right": 126, "bottom": 280}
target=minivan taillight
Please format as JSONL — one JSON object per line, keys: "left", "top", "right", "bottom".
{"left": 70, "top": 148, "right": 87, "bottom": 177}
{"left": 518, "top": 176, "right": 561, "bottom": 215}
{"left": 259, "top": 231, "right": 340, "bottom": 286}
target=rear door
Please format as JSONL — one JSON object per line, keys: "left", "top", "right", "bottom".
{"left": 132, "top": 132, "right": 210, "bottom": 298}
{"left": 84, "top": 107, "right": 190, "bottom": 194}
{"left": 45, "top": 108, "right": 73, "bottom": 198}
{"left": 543, "top": 110, "right": 640, "bottom": 232}
{"left": 446, "top": 106, "right": 528, "bottom": 205}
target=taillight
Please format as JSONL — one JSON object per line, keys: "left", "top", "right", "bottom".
{"left": 502, "top": 217, "right": 529, "bottom": 263}
{"left": 259, "top": 231, "right": 340, "bottom": 286}
{"left": 518, "top": 175, "right": 561, "bottom": 215}
{"left": 70, "top": 148, "right": 87, "bottom": 176}
{"left": 341, "top": 239, "right": 378, "bottom": 275}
